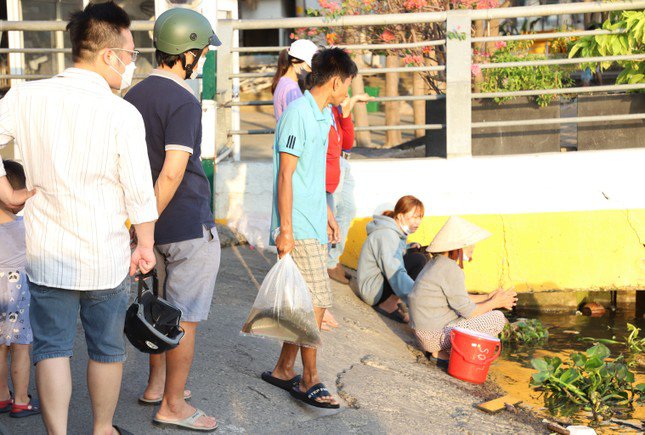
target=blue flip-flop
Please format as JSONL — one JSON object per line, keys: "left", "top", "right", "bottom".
{"left": 261, "top": 371, "right": 301, "bottom": 392}
{"left": 290, "top": 383, "right": 340, "bottom": 409}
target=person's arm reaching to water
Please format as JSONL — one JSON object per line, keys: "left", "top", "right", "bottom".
{"left": 467, "top": 289, "right": 517, "bottom": 318}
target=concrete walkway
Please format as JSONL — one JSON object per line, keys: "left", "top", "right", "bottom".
{"left": 1, "top": 246, "right": 544, "bottom": 434}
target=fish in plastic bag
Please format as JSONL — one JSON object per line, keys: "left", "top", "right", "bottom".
{"left": 241, "top": 254, "right": 322, "bottom": 348}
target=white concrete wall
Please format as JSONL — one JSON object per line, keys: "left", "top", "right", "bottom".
{"left": 216, "top": 148, "right": 645, "bottom": 247}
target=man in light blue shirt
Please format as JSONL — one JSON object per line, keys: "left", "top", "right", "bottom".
{"left": 270, "top": 90, "right": 331, "bottom": 246}
{"left": 263, "top": 48, "right": 358, "bottom": 409}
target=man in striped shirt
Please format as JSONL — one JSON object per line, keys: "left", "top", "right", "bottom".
{"left": 0, "top": 2, "right": 157, "bottom": 434}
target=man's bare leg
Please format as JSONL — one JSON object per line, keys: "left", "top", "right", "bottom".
{"left": 36, "top": 357, "right": 72, "bottom": 435}
{"left": 141, "top": 354, "right": 190, "bottom": 401}
{"left": 141, "top": 354, "right": 168, "bottom": 400}
{"left": 88, "top": 360, "right": 122, "bottom": 435}
{"left": 156, "top": 322, "right": 216, "bottom": 429}
{"left": 298, "top": 307, "right": 338, "bottom": 406}
{"left": 270, "top": 343, "right": 299, "bottom": 381}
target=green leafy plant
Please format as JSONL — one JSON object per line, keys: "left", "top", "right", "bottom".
{"left": 580, "top": 323, "right": 645, "bottom": 368}
{"left": 479, "top": 40, "right": 572, "bottom": 107}
{"left": 530, "top": 343, "right": 644, "bottom": 424}
{"left": 569, "top": 10, "right": 645, "bottom": 85}
{"left": 500, "top": 318, "right": 549, "bottom": 345}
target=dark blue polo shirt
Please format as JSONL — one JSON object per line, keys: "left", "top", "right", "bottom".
{"left": 125, "top": 70, "right": 214, "bottom": 245}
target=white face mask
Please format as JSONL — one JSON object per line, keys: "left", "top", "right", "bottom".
{"left": 399, "top": 219, "right": 411, "bottom": 235}
{"left": 195, "top": 56, "right": 206, "bottom": 78}
{"left": 110, "top": 55, "right": 136, "bottom": 90}
{"left": 462, "top": 251, "right": 470, "bottom": 262}
{"left": 187, "top": 53, "right": 206, "bottom": 80}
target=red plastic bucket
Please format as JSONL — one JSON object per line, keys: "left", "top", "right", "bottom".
{"left": 448, "top": 327, "right": 501, "bottom": 384}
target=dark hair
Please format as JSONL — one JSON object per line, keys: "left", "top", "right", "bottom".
{"left": 2, "top": 160, "right": 26, "bottom": 190}
{"left": 155, "top": 50, "right": 180, "bottom": 68}
{"left": 271, "top": 49, "right": 305, "bottom": 94}
{"left": 67, "top": 1, "right": 131, "bottom": 63}
{"left": 155, "top": 48, "right": 201, "bottom": 69}
{"left": 310, "top": 48, "right": 358, "bottom": 87}
{"left": 298, "top": 71, "right": 314, "bottom": 93}
{"left": 382, "top": 195, "right": 425, "bottom": 220}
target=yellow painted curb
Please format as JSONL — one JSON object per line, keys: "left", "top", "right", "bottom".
{"left": 339, "top": 209, "right": 645, "bottom": 293}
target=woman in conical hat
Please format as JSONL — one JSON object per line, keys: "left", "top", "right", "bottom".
{"left": 407, "top": 217, "right": 517, "bottom": 362}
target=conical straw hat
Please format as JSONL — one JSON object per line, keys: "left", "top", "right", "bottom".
{"left": 427, "top": 216, "right": 492, "bottom": 253}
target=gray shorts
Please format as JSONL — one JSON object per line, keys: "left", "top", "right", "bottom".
{"left": 155, "top": 225, "right": 221, "bottom": 322}
{"left": 291, "top": 239, "right": 332, "bottom": 309}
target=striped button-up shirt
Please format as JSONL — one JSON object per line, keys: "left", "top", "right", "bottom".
{"left": 0, "top": 68, "right": 158, "bottom": 290}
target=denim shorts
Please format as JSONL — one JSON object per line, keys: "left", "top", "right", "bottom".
{"left": 28, "top": 276, "right": 130, "bottom": 365}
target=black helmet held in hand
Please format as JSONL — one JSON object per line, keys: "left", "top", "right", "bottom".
{"left": 124, "top": 270, "right": 184, "bottom": 354}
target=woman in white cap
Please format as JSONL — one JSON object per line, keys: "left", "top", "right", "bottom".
{"left": 408, "top": 216, "right": 517, "bottom": 362}
{"left": 271, "top": 39, "right": 319, "bottom": 120}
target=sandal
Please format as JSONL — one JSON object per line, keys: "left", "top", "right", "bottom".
{"left": 374, "top": 306, "right": 408, "bottom": 324}
{"left": 9, "top": 396, "right": 40, "bottom": 418}
{"left": 261, "top": 371, "right": 301, "bottom": 392}
{"left": 0, "top": 393, "right": 12, "bottom": 413}
{"left": 290, "top": 383, "right": 340, "bottom": 409}
{"left": 138, "top": 389, "right": 192, "bottom": 405}
{"left": 425, "top": 352, "right": 449, "bottom": 369}
{"left": 153, "top": 408, "right": 218, "bottom": 432}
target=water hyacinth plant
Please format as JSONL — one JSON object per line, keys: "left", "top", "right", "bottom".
{"left": 530, "top": 343, "right": 644, "bottom": 423}
{"left": 580, "top": 323, "right": 645, "bottom": 368}
{"left": 500, "top": 318, "right": 549, "bottom": 345}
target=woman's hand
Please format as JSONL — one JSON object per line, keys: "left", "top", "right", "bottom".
{"left": 491, "top": 287, "right": 517, "bottom": 310}
{"left": 340, "top": 93, "right": 375, "bottom": 117}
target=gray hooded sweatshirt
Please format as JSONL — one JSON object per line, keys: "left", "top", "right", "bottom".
{"left": 356, "top": 214, "right": 414, "bottom": 306}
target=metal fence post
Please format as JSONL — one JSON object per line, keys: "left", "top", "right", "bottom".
{"left": 445, "top": 11, "right": 472, "bottom": 157}
{"left": 215, "top": 19, "right": 233, "bottom": 161}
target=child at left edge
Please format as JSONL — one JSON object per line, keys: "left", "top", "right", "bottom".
{"left": 0, "top": 159, "right": 40, "bottom": 418}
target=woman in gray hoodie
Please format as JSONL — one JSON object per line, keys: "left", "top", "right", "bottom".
{"left": 356, "top": 196, "right": 427, "bottom": 323}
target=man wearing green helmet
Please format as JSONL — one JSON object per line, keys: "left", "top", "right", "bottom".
{"left": 125, "top": 7, "right": 221, "bottom": 432}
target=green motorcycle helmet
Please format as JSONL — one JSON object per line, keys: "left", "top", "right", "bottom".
{"left": 154, "top": 8, "right": 221, "bottom": 55}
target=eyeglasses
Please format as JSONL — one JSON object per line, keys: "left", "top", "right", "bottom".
{"left": 109, "top": 48, "right": 140, "bottom": 62}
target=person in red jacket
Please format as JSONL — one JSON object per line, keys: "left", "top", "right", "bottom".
{"left": 325, "top": 94, "right": 371, "bottom": 286}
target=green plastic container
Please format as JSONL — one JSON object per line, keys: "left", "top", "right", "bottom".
{"left": 201, "top": 51, "right": 217, "bottom": 100}
{"left": 349, "top": 86, "right": 381, "bottom": 113}
{"left": 364, "top": 86, "right": 380, "bottom": 113}
{"left": 201, "top": 158, "right": 215, "bottom": 211}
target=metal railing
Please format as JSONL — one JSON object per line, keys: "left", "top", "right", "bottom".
{"left": 0, "top": 1, "right": 644, "bottom": 160}
{"left": 213, "top": 0, "right": 645, "bottom": 160}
